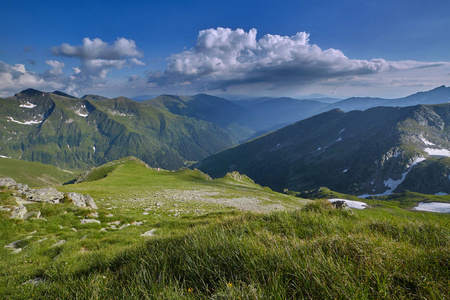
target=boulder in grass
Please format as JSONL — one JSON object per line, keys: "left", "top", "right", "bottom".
{"left": 67, "top": 193, "right": 97, "bottom": 209}
{"left": 140, "top": 229, "right": 156, "bottom": 237}
{"left": 25, "top": 187, "right": 64, "bottom": 204}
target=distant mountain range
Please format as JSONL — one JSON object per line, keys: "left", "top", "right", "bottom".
{"left": 1, "top": 86, "right": 450, "bottom": 181}
{"left": 197, "top": 103, "right": 450, "bottom": 196}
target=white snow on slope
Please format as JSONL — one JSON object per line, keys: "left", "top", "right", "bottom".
{"left": 0, "top": 155, "right": 11, "bottom": 159}
{"left": 359, "top": 157, "right": 426, "bottom": 198}
{"left": 434, "top": 192, "right": 448, "bottom": 196}
{"left": 19, "top": 102, "right": 36, "bottom": 109}
{"left": 75, "top": 105, "right": 89, "bottom": 117}
{"left": 328, "top": 199, "right": 368, "bottom": 209}
{"left": 424, "top": 148, "right": 450, "bottom": 157}
{"left": 413, "top": 202, "right": 450, "bottom": 213}
{"left": 6, "top": 117, "right": 42, "bottom": 125}
{"left": 420, "top": 137, "right": 435, "bottom": 146}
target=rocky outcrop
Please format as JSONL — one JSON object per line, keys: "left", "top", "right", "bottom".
{"left": 24, "top": 187, "right": 64, "bottom": 204}
{"left": 0, "top": 177, "right": 98, "bottom": 213}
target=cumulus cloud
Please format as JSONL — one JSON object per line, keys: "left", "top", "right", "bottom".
{"left": 150, "top": 27, "right": 446, "bottom": 92}
{"left": 52, "top": 37, "right": 143, "bottom": 59}
{"left": 0, "top": 61, "right": 64, "bottom": 97}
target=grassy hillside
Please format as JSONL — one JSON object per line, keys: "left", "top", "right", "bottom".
{"left": 0, "top": 158, "right": 449, "bottom": 299}
{"left": 0, "top": 157, "right": 76, "bottom": 187}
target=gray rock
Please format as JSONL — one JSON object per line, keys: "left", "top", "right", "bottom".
{"left": 331, "top": 200, "right": 349, "bottom": 209}
{"left": 0, "top": 206, "right": 11, "bottom": 211}
{"left": 25, "top": 187, "right": 64, "bottom": 204}
{"left": 0, "top": 177, "right": 17, "bottom": 187}
{"left": 118, "top": 223, "right": 130, "bottom": 230}
{"left": 80, "top": 219, "right": 100, "bottom": 224}
{"left": 140, "top": 229, "right": 156, "bottom": 237}
{"left": 131, "top": 221, "right": 143, "bottom": 226}
{"left": 4, "top": 236, "right": 32, "bottom": 249}
{"left": 50, "top": 240, "right": 66, "bottom": 248}
{"left": 67, "top": 193, "right": 97, "bottom": 209}
{"left": 22, "top": 277, "right": 44, "bottom": 286}
{"left": 10, "top": 205, "right": 28, "bottom": 219}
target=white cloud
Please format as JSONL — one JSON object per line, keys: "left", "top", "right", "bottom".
{"left": 0, "top": 61, "right": 64, "bottom": 97}
{"left": 150, "top": 27, "right": 447, "bottom": 93}
{"left": 52, "top": 37, "right": 143, "bottom": 59}
{"left": 130, "top": 58, "right": 146, "bottom": 66}
{"left": 45, "top": 60, "right": 65, "bottom": 76}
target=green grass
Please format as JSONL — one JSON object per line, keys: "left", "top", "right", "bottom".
{"left": 0, "top": 159, "right": 448, "bottom": 299}
{"left": 0, "top": 157, "right": 77, "bottom": 187}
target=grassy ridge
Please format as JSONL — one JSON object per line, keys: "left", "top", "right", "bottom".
{"left": 5, "top": 201, "right": 448, "bottom": 299}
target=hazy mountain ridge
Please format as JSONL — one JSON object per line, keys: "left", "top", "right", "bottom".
{"left": 197, "top": 104, "right": 450, "bottom": 196}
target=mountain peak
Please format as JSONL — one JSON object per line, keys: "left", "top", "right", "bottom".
{"left": 15, "top": 88, "right": 44, "bottom": 97}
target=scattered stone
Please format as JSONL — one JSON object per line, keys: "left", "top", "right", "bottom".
{"left": 22, "top": 277, "right": 44, "bottom": 286}
{"left": 29, "top": 231, "right": 37, "bottom": 234}
{"left": 106, "top": 214, "right": 113, "bottom": 217}
{"left": 37, "top": 237, "right": 47, "bottom": 243}
{"left": 118, "top": 224, "right": 130, "bottom": 230}
{"left": 80, "top": 219, "right": 100, "bottom": 224}
{"left": 10, "top": 205, "right": 27, "bottom": 219}
{"left": 59, "top": 225, "right": 64, "bottom": 229}
{"left": 142, "top": 212, "right": 149, "bottom": 215}
{"left": 89, "top": 212, "right": 99, "bottom": 218}
{"left": 50, "top": 240, "right": 66, "bottom": 248}
{"left": 173, "top": 204, "right": 178, "bottom": 207}
{"left": 131, "top": 221, "right": 143, "bottom": 226}
{"left": 71, "top": 228, "right": 77, "bottom": 232}
{"left": 140, "top": 229, "right": 156, "bottom": 237}
{"left": 4, "top": 236, "right": 32, "bottom": 249}
{"left": 0, "top": 206, "right": 11, "bottom": 211}
{"left": 108, "top": 221, "right": 121, "bottom": 226}
{"left": 12, "top": 248, "right": 23, "bottom": 254}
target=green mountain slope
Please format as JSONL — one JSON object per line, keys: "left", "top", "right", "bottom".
{"left": 197, "top": 104, "right": 450, "bottom": 196}
{"left": 0, "top": 89, "right": 234, "bottom": 170}
{"left": 144, "top": 93, "right": 253, "bottom": 142}
{"left": 0, "top": 157, "right": 76, "bottom": 187}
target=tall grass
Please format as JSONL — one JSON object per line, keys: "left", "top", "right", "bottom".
{"left": 16, "top": 201, "right": 449, "bottom": 299}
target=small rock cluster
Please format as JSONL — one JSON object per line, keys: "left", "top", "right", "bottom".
{"left": 0, "top": 177, "right": 97, "bottom": 220}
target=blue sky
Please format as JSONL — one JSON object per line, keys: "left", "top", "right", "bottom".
{"left": 1, "top": 0, "right": 449, "bottom": 98}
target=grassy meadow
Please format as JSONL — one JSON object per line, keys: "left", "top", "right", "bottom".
{"left": 0, "top": 158, "right": 448, "bottom": 299}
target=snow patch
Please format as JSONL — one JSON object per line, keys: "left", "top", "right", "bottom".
{"left": 342, "top": 169, "right": 348, "bottom": 173}
{"left": 339, "top": 128, "right": 345, "bottom": 134}
{"left": 74, "top": 105, "right": 88, "bottom": 117}
{"left": 424, "top": 148, "right": 450, "bottom": 157}
{"left": 359, "top": 157, "right": 426, "bottom": 198}
{"left": 336, "top": 137, "right": 342, "bottom": 142}
{"left": 413, "top": 202, "right": 450, "bottom": 213}
{"left": 420, "top": 137, "right": 435, "bottom": 146}
{"left": 392, "top": 152, "right": 401, "bottom": 158}
{"left": 0, "top": 155, "right": 11, "bottom": 159}
{"left": 93, "top": 146, "right": 96, "bottom": 153}
{"left": 19, "top": 102, "right": 36, "bottom": 109}
{"left": 6, "top": 117, "right": 42, "bottom": 125}
{"left": 328, "top": 199, "right": 368, "bottom": 210}
{"left": 317, "top": 147, "right": 322, "bottom": 151}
